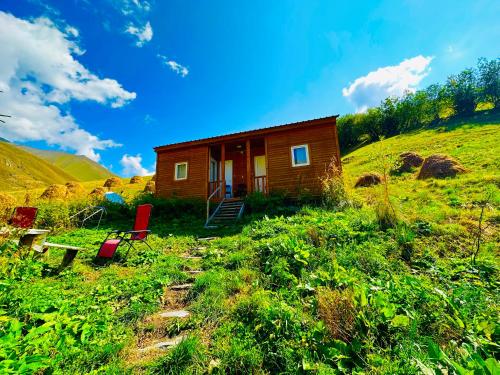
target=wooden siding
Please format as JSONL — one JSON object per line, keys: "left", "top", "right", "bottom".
{"left": 155, "top": 145, "right": 208, "bottom": 199}
{"left": 266, "top": 122, "right": 339, "bottom": 196}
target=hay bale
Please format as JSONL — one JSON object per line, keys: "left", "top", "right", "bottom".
{"left": 392, "top": 152, "right": 424, "bottom": 174}
{"left": 89, "top": 187, "right": 106, "bottom": 198}
{"left": 103, "top": 177, "right": 122, "bottom": 188}
{"left": 355, "top": 172, "right": 382, "bottom": 188}
{"left": 417, "top": 154, "right": 466, "bottom": 180}
{"left": 65, "top": 181, "right": 85, "bottom": 196}
{"left": 130, "top": 176, "right": 143, "bottom": 184}
{"left": 40, "top": 184, "right": 68, "bottom": 200}
{"left": 151, "top": 174, "right": 156, "bottom": 181}
{"left": 144, "top": 180, "right": 155, "bottom": 193}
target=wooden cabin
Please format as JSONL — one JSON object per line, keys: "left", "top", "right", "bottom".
{"left": 153, "top": 115, "right": 341, "bottom": 203}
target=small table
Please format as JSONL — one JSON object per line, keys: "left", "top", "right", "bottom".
{"left": 44, "top": 242, "right": 86, "bottom": 269}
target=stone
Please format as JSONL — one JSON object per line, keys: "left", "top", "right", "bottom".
{"left": 138, "top": 335, "right": 186, "bottom": 352}
{"left": 158, "top": 309, "right": 190, "bottom": 318}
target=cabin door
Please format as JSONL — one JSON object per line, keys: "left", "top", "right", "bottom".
{"left": 225, "top": 160, "right": 233, "bottom": 197}
{"left": 254, "top": 155, "right": 266, "bottom": 192}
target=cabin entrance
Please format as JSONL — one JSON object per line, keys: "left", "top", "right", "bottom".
{"left": 208, "top": 138, "right": 267, "bottom": 199}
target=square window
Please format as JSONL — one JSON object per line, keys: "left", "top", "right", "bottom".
{"left": 175, "top": 162, "right": 188, "bottom": 180}
{"left": 291, "top": 145, "right": 310, "bottom": 167}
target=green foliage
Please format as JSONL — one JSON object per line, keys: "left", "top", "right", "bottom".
{"left": 336, "top": 57, "right": 499, "bottom": 154}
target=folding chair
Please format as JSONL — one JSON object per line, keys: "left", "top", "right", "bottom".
{"left": 8, "top": 207, "right": 38, "bottom": 229}
{"left": 94, "top": 204, "right": 153, "bottom": 263}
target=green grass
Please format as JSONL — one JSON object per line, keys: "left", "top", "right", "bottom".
{"left": 21, "top": 146, "right": 115, "bottom": 181}
{"left": 0, "top": 117, "right": 498, "bottom": 373}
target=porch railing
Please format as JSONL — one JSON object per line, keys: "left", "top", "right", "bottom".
{"left": 206, "top": 180, "right": 223, "bottom": 225}
{"left": 254, "top": 175, "right": 267, "bottom": 194}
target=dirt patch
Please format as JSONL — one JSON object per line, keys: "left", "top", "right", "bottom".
{"left": 392, "top": 152, "right": 424, "bottom": 174}
{"left": 40, "top": 184, "right": 68, "bottom": 200}
{"left": 417, "top": 154, "right": 467, "bottom": 180}
{"left": 354, "top": 172, "right": 383, "bottom": 188}
{"left": 104, "top": 177, "right": 122, "bottom": 188}
{"left": 65, "top": 181, "right": 85, "bottom": 196}
{"left": 144, "top": 180, "right": 155, "bottom": 193}
{"left": 130, "top": 176, "right": 143, "bottom": 184}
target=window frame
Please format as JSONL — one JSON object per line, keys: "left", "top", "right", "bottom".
{"left": 290, "top": 144, "right": 310, "bottom": 167}
{"left": 174, "top": 161, "right": 188, "bottom": 181}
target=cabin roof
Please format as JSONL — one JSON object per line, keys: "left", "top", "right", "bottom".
{"left": 154, "top": 115, "right": 339, "bottom": 152}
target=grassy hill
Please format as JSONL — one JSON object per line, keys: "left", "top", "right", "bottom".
{"left": 0, "top": 117, "right": 498, "bottom": 373}
{"left": 21, "top": 146, "right": 115, "bottom": 181}
{"left": 0, "top": 141, "right": 76, "bottom": 191}
{"left": 342, "top": 114, "right": 500, "bottom": 229}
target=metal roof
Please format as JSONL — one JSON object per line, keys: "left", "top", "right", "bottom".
{"left": 154, "top": 115, "right": 339, "bottom": 152}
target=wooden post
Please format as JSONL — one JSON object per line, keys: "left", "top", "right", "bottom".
{"left": 206, "top": 147, "right": 211, "bottom": 198}
{"left": 246, "top": 139, "right": 251, "bottom": 194}
{"left": 264, "top": 137, "right": 269, "bottom": 194}
{"left": 221, "top": 143, "right": 226, "bottom": 198}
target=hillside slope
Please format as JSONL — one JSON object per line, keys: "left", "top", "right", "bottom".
{"left": 342, "top": 115, "right": 500, "bottom": 227}
{"left": 21, "top": 146, "right": 115, "bottom": 181}
{"left": 0, "top": 142, "right": 76, "bottom": 191}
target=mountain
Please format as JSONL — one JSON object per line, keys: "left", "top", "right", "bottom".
{"left": 0, "top": 141, "right": 76, "bottom": 191}
{"left": 0, "top": 140, "right": 116, "bottom": 191}
{"left": 21, "top": 146, "right": 115, "bottom": 182}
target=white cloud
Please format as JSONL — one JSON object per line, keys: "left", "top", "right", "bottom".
{"left": 157, "top": 55, "right": 189, "bottom": 77}
{"left": 125, "top": 21, "right": 153, "bottom": 47}
{"left": 0, "top": 11, "right": 135, "bottom": 162}
{"left": 120, "top": 154, "right": 153, "bottom": 176}
{"left": 342, "top": 55, "right": 433, "bottom": 112}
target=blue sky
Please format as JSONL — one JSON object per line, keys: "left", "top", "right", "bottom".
{"left": 0, "top": 0, "right": 498, "bottom": 176}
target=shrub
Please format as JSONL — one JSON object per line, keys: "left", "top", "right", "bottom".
{"left": 321, "top": 158, "right": 354, "bottom": 210}
{"left": 244, "top": 191, "right": 291, "bottom": 214}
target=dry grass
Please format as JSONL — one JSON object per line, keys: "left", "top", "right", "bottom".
{"left": 144, "top": 181, "right": 155, "bottom": 193}
{"left": 355, "top": 172, "right": 383, "bottom": 188}
{"left": 317, "top": 287, "right": 357, "bottom": 342}
{"left": 39, "top": 184, "right": 68, "bottom": 200}
{"left": 417, "top": 154, "right": 467, "bottom": 179}
{"left": 65, "top": 181, "right": 85, "bottom": 196}
{"left": 104, "top": 177, "right": 123, "bottom": 188}
{"left": 130, "top": 176, "right": 143, "bottom": 184}
{"left": 0, "top": 193, "right": 16, "bottom": 223}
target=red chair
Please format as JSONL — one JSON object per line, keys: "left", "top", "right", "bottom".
{"left": 8, "top": 207, "right": 38, "bottom": 229}
{"left": 94, "top": 204, "right": 153, "bottom": 263}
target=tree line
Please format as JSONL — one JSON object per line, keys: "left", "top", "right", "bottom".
{"left": 337, "top": 57, "right": 499, "bottom": 152}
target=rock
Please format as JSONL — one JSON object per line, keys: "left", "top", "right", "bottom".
{"left": 417, "top": 154, "right": 466, "bottom": 179}
{"left": 158, "top": 309, "right": 190, "bottom": 318}
{"left": 354, "top": 172, "right": 383, "bottom": 188}
{"left": 138, "top": 335, "right": 187, "bottom": 352}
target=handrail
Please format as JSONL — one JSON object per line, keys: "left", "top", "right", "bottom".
{"left": 206, "top": 183, "right": 222, "bottom": 223}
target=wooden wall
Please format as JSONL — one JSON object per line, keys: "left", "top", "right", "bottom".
{"left": 155, "top": 145, "right": 208, "bottom": 199}
{"left": 266, "top": 122, "right": 339, "bottom": 197}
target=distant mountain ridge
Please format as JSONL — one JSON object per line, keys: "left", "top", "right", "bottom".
{"left": 0, "top": 140, "right": 115, "bottom": 191}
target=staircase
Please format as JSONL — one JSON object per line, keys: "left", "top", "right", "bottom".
{"left": 205, "top": 199, "right": 244, "bottom": 228}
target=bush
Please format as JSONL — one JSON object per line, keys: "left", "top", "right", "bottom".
{"left": 0, "top": 193, "right": 16, "bottom": 224}
{"left": 321, "top": 158, "right": 355, "bottom": 210}
{"left": 244, "top": 191, "right": 291, "bottom": 214}
{"left": 132, "top": 194, "right": 204, "bottom": 222}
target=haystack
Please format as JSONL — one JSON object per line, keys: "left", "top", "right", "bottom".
{"left": 144, "top": 180, "right": 155, "bottom": 193}
{"left": 355, "top": 172, "right": 383, "bottom": 188}
{"left": 417, "top": 154, "right": 466, "bottom": 180}
{"left": 130, "top": 176, "right": 143, "bottom": 184}
{"left": 104, "top": 177, "right": 122, "bottom": 188}
{"left": 89, "top": 187, "right": 106, "bottom": 198}
{"left": 150, "top": 174, "right": 156, "bottom": 181}
{"left": 65, "top": 181, "right": 85, "bottom": 196}
{"left": 40, "top": 184, "right": 68, "bottom": 200}
{"left": 392, "top": 152, "right": 424, "bottom": 174}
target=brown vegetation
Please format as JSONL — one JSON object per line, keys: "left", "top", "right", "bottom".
{"left": 65, "top": 181, "right": 85, "bottom": 196}
{"left": 40, "top": 184, "right": 68, "bottom": 200}
{"left": 317, "top": 287, "right": 357, "bottom": 342}
{"left": 355, "top": 172, "right": 383, "bottom": 188}
{"left": 392, "top": 152, "right": 424, "bottom": 174}
{"left": 0, "top": 193, "right": 16, "bottom": 222}
{"left": 417, "top": 154, "right": 466, "bottom": 179}
{"left": 89, "top": 187, "right": 106, "bottom": 198}
{"left": 144, "top": 181, "right": 155, "bottom": 193}
{"left": 130, "top": 176, "right": 143, "bottom": 184}
{"left": 104, "top": 177, "right": 123, "bottom": 188}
